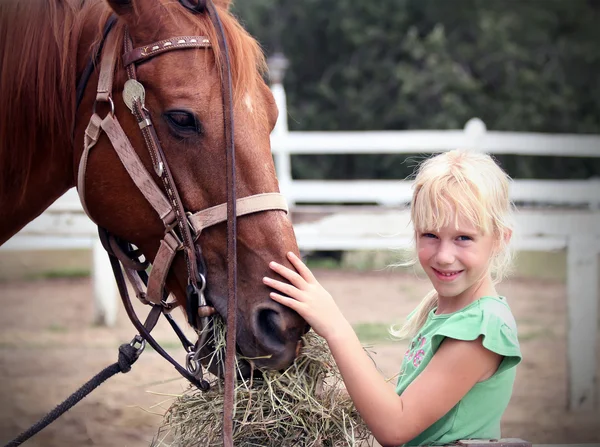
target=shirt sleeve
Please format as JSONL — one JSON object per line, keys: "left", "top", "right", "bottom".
{"left": 431, "top": 299, "right": 522, "bottom": 376}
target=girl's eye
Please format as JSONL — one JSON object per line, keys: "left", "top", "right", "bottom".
{"left": 164, "top": 110, "right": 202, "bottom": 135}
{"left": 457, "top": 235, "right": 473, "bottom": 242}
{"left": 421, "top": 233, "right": 437, "bottom": 239}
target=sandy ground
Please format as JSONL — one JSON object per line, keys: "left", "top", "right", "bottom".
{"left": 0, "top": 268, "right": 599, "bottom": 446}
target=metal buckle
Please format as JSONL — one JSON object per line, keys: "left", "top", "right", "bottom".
{"left": 185, "top": 211, "right": 199, "bottom": 241}
{"left": 164, "top": 220, "right": 184, "bottom": 251}
{"left": 165, "top": 214, "right": 198, "bottom": 250}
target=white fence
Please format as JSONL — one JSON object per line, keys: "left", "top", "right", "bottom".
{"left": 1, "top": 81, "right": 599, "bottom": 412}
{"left": 271, "top": 84, "right": 600, "bottom": 209}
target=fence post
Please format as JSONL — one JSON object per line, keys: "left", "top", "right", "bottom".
{"left": 566, "top": 233, "right": 598, "bottom": 411}
{"left": 268, "top": 53, "right": 294, "bottom": 207}
{"left": 589, "top": 177, "right": 600, "bottom": 211}
{"left": 92, "top": 237, "right": 118, "bottom": 327}
{"left": 464, "top": 117, "right": 487, "bottom": 151}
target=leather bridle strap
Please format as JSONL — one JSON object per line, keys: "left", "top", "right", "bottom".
{"left": 79, "top": 104, "right": 289, "bottom": 309}
{"left": 74, "top": 15, "right": 118, "bottom": 117}
{"left": 99, "top": 228, "right": 210, "bottom": 390}
{"left": 122, "top": 35, "right": 211, "bottom": 66}
{"left": 146, "top": 193, "right": 288, "bottom": 306}
{"left": 203, "top": 3, "right": 238, "bottom": 444}
{"left": 188, "top": 192, "right": 288, "bottom": 234}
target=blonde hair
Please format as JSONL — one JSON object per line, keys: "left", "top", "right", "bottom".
{"left": 391, "top": 149, "right": 515, "bottom": 339}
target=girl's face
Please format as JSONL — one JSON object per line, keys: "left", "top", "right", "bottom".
{"left": 416, "top": 214, "right": 497, "bottom": 303}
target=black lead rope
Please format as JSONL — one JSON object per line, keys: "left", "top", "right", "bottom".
{"left": 2, "top": 332, "right": 146, "bottom": 447}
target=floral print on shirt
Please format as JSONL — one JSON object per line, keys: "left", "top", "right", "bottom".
{"left": 404, "top": 333, "right": 427, "bottom": 368}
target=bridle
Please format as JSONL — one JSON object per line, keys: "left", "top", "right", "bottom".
{"left": 75, "top": 2, "right": 287, "bottom": 444}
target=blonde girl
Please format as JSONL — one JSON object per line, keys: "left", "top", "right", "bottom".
{"left": 263, "top": 149, "right": 522, "bottom": 446}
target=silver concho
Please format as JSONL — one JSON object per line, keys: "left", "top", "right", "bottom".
{"left": 123, "top": 79, "right": 146, "bottom": 112}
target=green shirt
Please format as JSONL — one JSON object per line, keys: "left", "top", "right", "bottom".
{"left": 395, "top": 296, "right": 522, "bottom": 446}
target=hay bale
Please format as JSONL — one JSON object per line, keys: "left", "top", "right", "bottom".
{"left": 155, "top": 318, "right": 374, "bottom": 447}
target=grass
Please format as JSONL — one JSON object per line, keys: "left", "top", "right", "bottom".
{"left": 145, "top": 341, "right": 186, "bottom": 351}
{"left": 25, "top": 268, "right": 90, "bottom": 280}
{"left": 353, "top": 322, "right": 396, "bottom": 344}
{"left": 310, "top": 249, "right": 572, "bottom": 282}
{"left": 305, "top": 256, "right": 344, "bottom": 270}
{"left": 3, "top": 247, "right": 574, "bottom": 283}
{"left": 518, "top": 328, "right": 557, "bottom": 341}
{"left": 46, "top": 323, "right": 68, "bottom": 333}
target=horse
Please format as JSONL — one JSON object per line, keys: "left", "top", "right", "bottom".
{"left": 0, "top": 0, "right": 308, "bottom": 392}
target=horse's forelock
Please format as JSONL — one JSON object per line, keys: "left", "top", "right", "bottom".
{"left": 162, "top": 1, "right": 268, "bottom": 108}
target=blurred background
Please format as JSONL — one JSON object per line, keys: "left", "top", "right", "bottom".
{"left": 1, "top": 1, "right": 599, "bottom": 446}
{"left": 233, "top": 0, "right": 600, "bottom": 179}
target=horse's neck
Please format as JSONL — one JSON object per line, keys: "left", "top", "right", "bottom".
{"left": 0, "top": 143, "right": 74, "bottom": 246}
{"left": 0, "top": 12, "right": 101, "bottom": 246}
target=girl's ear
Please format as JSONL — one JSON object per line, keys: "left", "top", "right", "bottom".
{"left": 504, "top": 229, "right": 513, "bottom": 245}
{"left": 493, "top": 228, "right": 512, "bottom": 254}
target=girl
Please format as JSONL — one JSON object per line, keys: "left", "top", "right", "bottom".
{"left": 263, "top": 149, "right": 522, "bottom": 446}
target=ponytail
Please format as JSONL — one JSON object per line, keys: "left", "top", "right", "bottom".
{"left": 390, "top": 289, "right": 438, "bottom": 340}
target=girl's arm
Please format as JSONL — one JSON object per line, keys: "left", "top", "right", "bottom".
{"left": 264, "top": 252, "right": 501, "bottom": 447}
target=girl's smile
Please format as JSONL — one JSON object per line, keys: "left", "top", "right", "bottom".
{"left": 431, "top": 268, "right": 464, "bottom": 282}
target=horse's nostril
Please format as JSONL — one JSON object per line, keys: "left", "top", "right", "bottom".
{"left": 257, "top": 307, "right": 285, "bottom": 345}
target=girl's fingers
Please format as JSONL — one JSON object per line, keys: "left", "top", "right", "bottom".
{"left": 286, "top": 252, "right": 317, "bottom": 283}
{"left": 269, "top": 292, "right": 301, "bottom": 312}
{"left": 263, "top": 277, "right": 302, "bottom": 299}
{"left": 268, "top": 260, "right": 306, "bottom": 288}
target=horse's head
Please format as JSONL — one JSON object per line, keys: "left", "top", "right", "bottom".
{"left": 75, "top": 0, "right": 307, "bottom": 372}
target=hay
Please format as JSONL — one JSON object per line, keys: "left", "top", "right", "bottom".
{"left": 154, "top": 317, "right": 374, "bottom": 447}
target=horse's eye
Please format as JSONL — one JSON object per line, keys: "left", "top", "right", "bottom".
{"left": 164, "top": 110, "right": 202, "bottom": 135}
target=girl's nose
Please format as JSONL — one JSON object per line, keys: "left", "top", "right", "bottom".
{"left": 435, "top": 241, "right": 455, "bottom": 265}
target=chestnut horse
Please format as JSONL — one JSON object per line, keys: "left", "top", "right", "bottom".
{"left": 0, "top": 0, "right": 307, "bottom": 387}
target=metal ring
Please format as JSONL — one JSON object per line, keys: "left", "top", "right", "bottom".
{"left": 92, "top": 96, "right": 115, "bottom": 117}
{"left": 197, "top": 273, "right": 206, "bottom": 293}
{"left": 186, "top": 351, "right": 203, "bottom": 379}
{"left": 129, "top": 335, "right": 146, "bottom": 356}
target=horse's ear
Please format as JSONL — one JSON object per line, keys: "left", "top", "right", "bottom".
{"left": 106, "top": 0, "right": 134, "bottom": 16}
{"left": 211, "top": 0, "right": 232, "bottom": 11}
{"left": 106, "top": 0, "right": 163, "bottom": 36}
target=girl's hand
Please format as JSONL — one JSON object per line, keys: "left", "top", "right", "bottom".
{"left": 263, "top": 252, "right": 351, "bottom": 340}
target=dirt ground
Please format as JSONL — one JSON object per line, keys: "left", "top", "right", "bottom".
{"left": 0, "top": 268, "right": 599, "bottom": 447}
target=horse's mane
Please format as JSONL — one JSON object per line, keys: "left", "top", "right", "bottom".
{"left": 0, "top": 0, "right": 267, "bottom": 203}
{"left": 0, "top": 0, "right": 105, "bottom": 202}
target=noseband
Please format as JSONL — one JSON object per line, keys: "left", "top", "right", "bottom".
{"left": 75, "top": 3, "right": 286, "bottom": 442}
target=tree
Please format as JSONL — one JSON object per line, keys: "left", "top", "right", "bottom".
{"left": 233, "top": 0, "right": 600, "bottom": 180}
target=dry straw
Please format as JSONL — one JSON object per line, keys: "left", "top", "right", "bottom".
{"left": 154, "top": 317, "right": 375, "bottom": 447}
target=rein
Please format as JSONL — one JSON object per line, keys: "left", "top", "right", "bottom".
{"left": 5, "top": 2, "right": 286, "bottom": 446}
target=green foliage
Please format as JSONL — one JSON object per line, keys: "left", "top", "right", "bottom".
{"left": 233, "top": 0, "right": 600, "bottom": 181}
{"left": 25, "top": 268, "right": 90, "bottom": 280}
{"left": 353, "top": 322, "right": 396, "bottom": 344}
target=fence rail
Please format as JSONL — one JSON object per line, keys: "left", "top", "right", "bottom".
{"left": 280, "top": 179, "right": 600, "bottom": 207}
{"left": 270, "top": 118, "right": 600, "bottom": 209}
